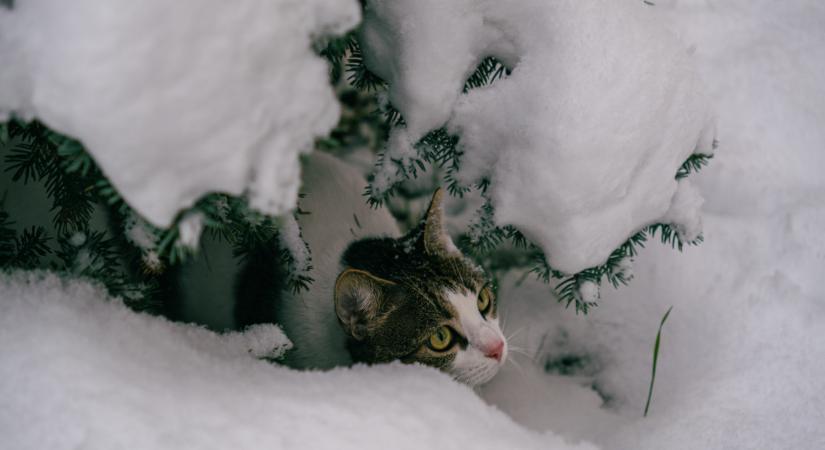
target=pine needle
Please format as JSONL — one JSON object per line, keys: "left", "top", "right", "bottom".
{"left": 644, "top": 306, "right": 673, "bottom": 417}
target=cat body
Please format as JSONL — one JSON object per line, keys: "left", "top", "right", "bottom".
{"left": 179, "top": 151, "right": 507, "bottom": 385}
{"left": 278, "top": 151, "right": 400, "bottom": 369}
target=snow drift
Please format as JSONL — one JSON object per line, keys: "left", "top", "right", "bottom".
{"left": 0, "top": 0, "right": 360, "bottom": 227}
{"left": 481, "top": 1, "right": 825, "bottom": 449}
{"left": 0, "top": 272, "right": 593, "bottom": 450}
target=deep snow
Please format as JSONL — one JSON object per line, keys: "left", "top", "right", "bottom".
{"left": 0, "top": 272, "right": 592, "bottom": 450}
{"left": 1, "top": 0, "right": 824, "bottom": 449}
{"left": 480, "top": 1, "right": 825, "bottom": 448}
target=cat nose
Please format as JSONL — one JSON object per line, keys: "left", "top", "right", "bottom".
{"left": 484, "top": 340, "right": 505, "bottom": 362}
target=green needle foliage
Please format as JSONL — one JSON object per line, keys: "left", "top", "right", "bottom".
{"left": 334, "top": 32, "right": 711, "bottom": 313}
{"left": 644, "top": 306, "right": 674, "bottom": 417}
{"left": 1, "top": 24, "right": 713, "bottom": 317}
{"left": 0, "top": 119, "right": 313, "bottom": 313}
{"left": 676, "top": 153, "right": 714, "bottom": 180}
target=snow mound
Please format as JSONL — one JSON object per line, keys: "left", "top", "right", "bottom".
{"left": 0, "top": 271, "right": 594, "bottom": 450}
{"left": 480, "top": 2, "right": 825, "bottom": 448}
{"left": 658, "top": 0, "right": 825, "bottom": 214}
{"left": 485, "top": 207, "right": 825, "bottom": 450}
{"left": 360, "top": 0, "right": 716, "bottom": 273}
{"left": 0, "top": 0, "right": 360, "bottom": 227}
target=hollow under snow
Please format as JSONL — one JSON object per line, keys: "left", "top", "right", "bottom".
{"left": 0, "top": 0, "right": 360, "bottom": 227}
{"left": 360, "top": 0, "right": 717, "bottom": 274}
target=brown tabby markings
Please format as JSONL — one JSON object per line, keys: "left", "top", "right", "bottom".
{"left": 334, "top": 189, "right": 497, "bottom": 372}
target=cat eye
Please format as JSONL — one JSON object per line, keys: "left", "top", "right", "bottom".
{"left": 427, "top": 326, "right": 454, "bottom": 352}
{"left": 477, "top": 286, "right": 493, "bottom": 316}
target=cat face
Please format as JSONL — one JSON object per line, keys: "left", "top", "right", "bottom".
{"left": 334, "top": 189, "right": 507, "bottom": 385}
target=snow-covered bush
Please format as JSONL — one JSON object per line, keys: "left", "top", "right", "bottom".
{"left": 1, "top": 0, "right": 824, "bottom": 449}
{"left": 0, "top": 0, "right": 360, "bottom": 227}
{"left": 352, "top": 0, "right": 716, "bottom": 308}
{"left": 1, "top": 0, "right": 718, "bottom": 310}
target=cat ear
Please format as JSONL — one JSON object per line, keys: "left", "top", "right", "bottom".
{"left": 422, "top": 188, "right": 461, "bottom": 256}
{"left": 334, "top": 269, "right": 396, "bottom": 340}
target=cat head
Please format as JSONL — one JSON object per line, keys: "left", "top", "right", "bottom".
{"left": 335, "top": 189, "right": 507, "bottom": 385}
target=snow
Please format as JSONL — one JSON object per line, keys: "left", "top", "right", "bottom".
{"left": 1, "top": 0, "right": 823, "bottom": 449}
{"left": 661, "top": 179, "right": 704, "bottom": 243}
{"left": 124, "top": 212, "right": 158, "bottom": 251}
{"left": 370, "top": 128, "right": 419, "bottom": 198}
{"left": 0, "top": 0, "right": 360, "bottom": 227}
{"left": 479, "top": 1, "right": 825, "bottom": 449}
{"left": 278, "top": 213, "right": 312, "bottom": 275}
{"left": 577, "top": 281, "right": 600, "bottom": 305}
{"left": 176, "top": 211, "right": 205, "bottom": 251}
{"left": 359, "top": 0, "right": 717, "bottom": 274}
{"left": 484, "top": 208, "right": 825, "bottom": 449}
{"left": 68, "top": 232, "right": 86, "bottom": 247}
{"left": 0, "top": 271, "right": 592, "bottom": 450}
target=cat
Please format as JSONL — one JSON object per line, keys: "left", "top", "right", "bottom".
{"left": 184, "top": 151, "right": 508, "bottom": 385}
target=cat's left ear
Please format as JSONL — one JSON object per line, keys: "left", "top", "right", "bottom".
{"left": 422, "top": 188, "right": 461, "bottom": 256}
{"left": 334, "top": 269, "right": 396, "bottom": 340}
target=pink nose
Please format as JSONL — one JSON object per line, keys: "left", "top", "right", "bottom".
{"left": 484, "top": 340, "right": 505, "bottom": 361}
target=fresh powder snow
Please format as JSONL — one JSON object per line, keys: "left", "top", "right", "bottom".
{"left": 1, "top": 0, "right": 823, "bottom": 449}
{"left": 0, "top": 0, "right": 360, "bottom": 227}
{"left": 359, "top": 0, "right": 717, "bottom": 274}
{"left": 0, "top": 271, "right": 593, "bottom": 450}
{"left": 482, "top": 1, "right": 825, "bottom": 449}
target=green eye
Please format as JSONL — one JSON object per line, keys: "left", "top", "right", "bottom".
{"left": 478, "top": 286, "right": 492, "bottom": 315}
{"left": 428, "top": 326, "right": 453, "bottom": 352}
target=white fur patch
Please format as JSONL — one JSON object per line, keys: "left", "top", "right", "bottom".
{"left": 445, "top": 290, "right": 507, "bottom": 386}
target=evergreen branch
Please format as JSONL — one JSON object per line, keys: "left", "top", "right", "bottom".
{"left": 647, "top": 223, "right": 703, "bottom": 251}
{"left": 319, "top": 32, "right": 357, "bottom": 83}
{"left": 345, "top": 38, "right": 387, "bottom": 92}
{"left": 53, "top": 229, "right": 133, "bottom": 296}
{"left": 0, "top": 210, "right": 16, "bottom": 264}
{"left": 3, "top": 120, "right": 99, "bottom": 233}
{"left": 5, "top": 142, "right": 46, "bottom": 183}
{"left": 0, "top": 210, "right": 52, "bottom": 269}
{"left": 13, "top": 226, "right": 52, "bottom": 269}
{"left": 463, "top": 56, "right": 509, "bottom": 92}
{"left": 57, "top": 139, "right": 96, "bottom": 177}
{"left": 382, "top": 104, "right": 406, "bottom": 128}
{"left": 676, "top": 153, "right": 713, "bottom": 179}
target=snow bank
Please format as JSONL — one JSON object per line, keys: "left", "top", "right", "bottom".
{"left": 0, "top": 0, "right": 360, "bottom": 227}
{"left": 0, "top": 271, "right": 594, "bottom": 450}
{"left": 657, "top": 0, "right": 825, "bottom": 214}
{"left": 486, "top": 208, "right": 825, "bottom": 450}
{"left": 360, "top": 0, "right": 717, "bottom": 273}
{"left": 481, "top": 1, "right": 825, "bottom": 449}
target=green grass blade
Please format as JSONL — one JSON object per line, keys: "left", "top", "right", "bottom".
{"left": 644, "top": 306, "right": 673, "bottom": 417}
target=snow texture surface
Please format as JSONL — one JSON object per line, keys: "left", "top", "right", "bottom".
{"left": 360, "top": 0, "right": 717, "bottom": 273}
{"left": 0, "top": 0, "right": 360, "bottom": 227}
{"left": 480, "top": 1, "right": 825, "bottom": 449}
{"left": 1, "top": 1, "right": 824, "bottom": 449}
{"left": 0, "top": 272, "right": 592, "bottom": 450}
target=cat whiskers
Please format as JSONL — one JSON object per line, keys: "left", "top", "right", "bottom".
{"left": 505, "top": 353, "right": 527, "bottom": 377}
{"left": 456, "top": 360, "right": 499, "bottom": 386}
{"left": 505, "top": 325, "right": 525, "bottom": 343}
{"left": 507, "top": 346, "right": 536, "bottom": 360}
